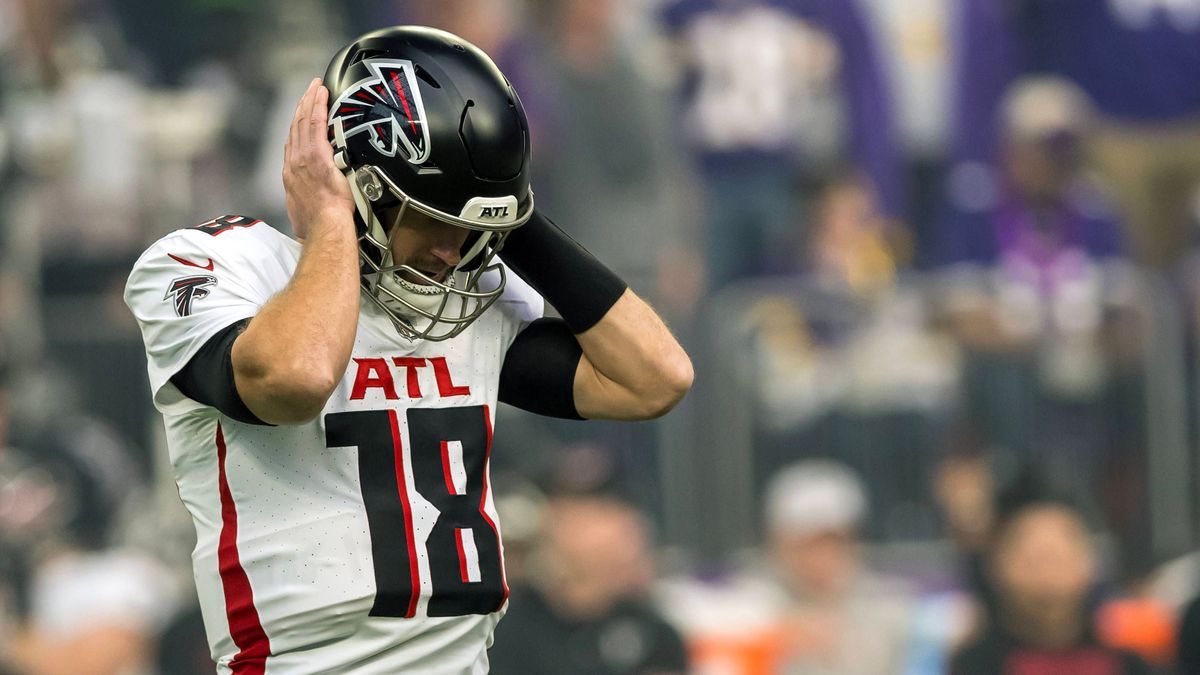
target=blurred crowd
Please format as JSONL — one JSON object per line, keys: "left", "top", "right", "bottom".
{"left": 2, "top": 0, "right": 1200, "bottom": 672}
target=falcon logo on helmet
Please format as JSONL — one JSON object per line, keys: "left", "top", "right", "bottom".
{"left": 164, "top": 275, "right": 217, "bottom": 317}
{"left": 330, "top": 60, "right": 431, "bottom": 164}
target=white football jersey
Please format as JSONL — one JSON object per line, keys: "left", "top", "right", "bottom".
{"left": 124, "top": 215, "right": 543, "bottom": 674}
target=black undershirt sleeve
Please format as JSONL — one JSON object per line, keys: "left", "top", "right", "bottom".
{"left": 499, "top": 318, "right": 585, "bottom": 420}
{"left": 170, "top": 318, "right": 271, "bottom": 426}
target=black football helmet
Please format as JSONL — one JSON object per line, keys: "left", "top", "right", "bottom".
{"left": 324, "top": 26, "right": 534, "bottom": 340}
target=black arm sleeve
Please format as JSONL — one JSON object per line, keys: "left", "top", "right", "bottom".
{"left": 499, "top": 318, "right": 585, "bottom": 420}
{"left": 499, "top": 211, "right": 628, "bottom": 334}
{"left": 169, "top": 318, "right": 270, "bottom": 425}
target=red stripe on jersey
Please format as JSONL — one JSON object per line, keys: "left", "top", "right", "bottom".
{"left": 478, "top": 406, "right": 509, "bottom": 603}
{"left": 215, "top": 422, "right": 271, "bottom": 674}
{"left": 388, "top": 410, "right": 421, "bottom": 618}
{"left": 440, "top": 441, "right": 458, "bottom": 495}
{"left": 455, "top": 529, "right": 470, "bottom": 583}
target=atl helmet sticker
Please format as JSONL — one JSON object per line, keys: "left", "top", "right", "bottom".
{"left": 164, "top": 275, "right": 217, "bottom": 318}
{"left": 329, "top": 60, "right": 432, "bottom": 165}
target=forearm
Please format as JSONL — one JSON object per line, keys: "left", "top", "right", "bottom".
{"left": 233, "top": 212, "right": 360, "bottom": 423}
{"left": 573, "top": 289, "right": 693, "bottom": 420}
{"left": 232, "top": 78, "right": 361, "bottom": 425}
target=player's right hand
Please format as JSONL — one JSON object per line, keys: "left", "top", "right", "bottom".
{"left": 283, "top": 78, "right": 356, "bottom": 241}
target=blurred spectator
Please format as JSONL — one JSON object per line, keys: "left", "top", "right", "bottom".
{"left": 518, "top": 0, "right": 700, "bottom": 314}
{"left": 938, "top": 460, "right": 1175, "bottom": 671}
{"left": 936, "top": 78, "right": 1143, "bottom": 485}
{"left": 661, "top": 0, "right": 905, "bottom": 290}
{"left": 951, "top": 0, "right": 1200, "bottom": 268}
{"left": 933, "top": 449, "right": 996, "bottom": 603}
{"left": 0, "top": 416, "right": 174, "bottom": 675}
{"left": 745, "top": 175, "right": 960, "bottom": 428}
{"left": 931, "top": 77, "right": 1147, "bottom": 557}
{"left": 857, "top": 0, "right": 953, "bottom": 259}
{"left": 938, "top": 77, "right": 1126, "bottom": 297}
{"left": 489, "top": 492, "right": 687, "bottom": 675}
{"left": 950, "top": 496, "right": 1151, "bottom": 675}
{"left": 806, "top": 174, "right": 898, "bottom": 297}
{"left": 659, "top": 460, "right": 914, "bottom": 674}
{"left": 762, "top": 460, "right": 913, "bottom": 673}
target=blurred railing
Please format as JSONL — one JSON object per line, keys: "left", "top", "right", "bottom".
{"left": 27, "top": 260, "right": 1200, "bottom": 570}
{"left": 678, "top": 266, "right": 1195, "bottom": 567}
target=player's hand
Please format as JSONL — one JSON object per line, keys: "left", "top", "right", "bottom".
{"left": 283, "top": 78, "right": 356, "bottom": 241}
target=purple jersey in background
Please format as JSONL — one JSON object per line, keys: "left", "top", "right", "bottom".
{"left": 662, "top": 0, "right": 905, "bottom": 220}
{"left": 953, "top": 0, "right": 1200, "bottom": 164}
{"left": 938, "top": 182, "right": 1126, "bottom": 272}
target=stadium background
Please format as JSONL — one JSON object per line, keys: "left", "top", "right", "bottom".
{"left": 1, "top": 0, "right": 1200, "bottom": 672}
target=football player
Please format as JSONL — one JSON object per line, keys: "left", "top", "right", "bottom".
{"left": 123, "top": 26, "right": 693, "bottom": 674}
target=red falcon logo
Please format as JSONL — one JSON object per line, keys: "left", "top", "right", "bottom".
{"left": 329, "top": 60, "right": 431, "bottom": 164}
{"left": 164, "top": 275, "right": 217, "bottom": 317}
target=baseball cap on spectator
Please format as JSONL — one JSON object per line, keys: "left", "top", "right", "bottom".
{"left": 1001, "top": 77, "right": 1094, "bottom": 145}
{"left": 764, "top": 460, "right": 868, "bottom": 536}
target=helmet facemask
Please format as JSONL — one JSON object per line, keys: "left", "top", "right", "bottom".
{"left": 347, "top": 164, "right": 533, "bottom": 341}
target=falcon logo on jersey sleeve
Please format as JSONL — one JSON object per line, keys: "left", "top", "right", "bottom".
{"left": 165, "top": 275, "right": 217, "bottom": 317}
{"left": 329, "top": 60, "right": 431, "bottom": 164}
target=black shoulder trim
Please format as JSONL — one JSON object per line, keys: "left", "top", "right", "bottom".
{"left": 170, "top": 318, "right": 271, "bottom": 425}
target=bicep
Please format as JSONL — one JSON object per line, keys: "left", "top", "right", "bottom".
{"left": 572, "top": 354, "right": 661, "bottom": 421}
